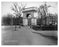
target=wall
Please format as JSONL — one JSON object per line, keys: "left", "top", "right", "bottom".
{"left": 22, "top": 11, "right": 38, "bottom": 26}
{"left": 23, "top": 18, "right": 28, "bottom": 25}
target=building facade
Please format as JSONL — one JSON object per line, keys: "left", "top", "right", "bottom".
{"left": 22, "top": 7, "right": 39, "bottom": 26}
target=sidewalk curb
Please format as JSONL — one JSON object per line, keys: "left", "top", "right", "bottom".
{"left": 31, "top": 31, "right": 57, "bottom": 37}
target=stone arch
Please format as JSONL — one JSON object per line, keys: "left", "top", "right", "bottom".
{"left": 26, "top": 13, "right": 32, "bottom": 18}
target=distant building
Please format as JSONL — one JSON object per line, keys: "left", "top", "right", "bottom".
{"left": 46, "top": 14, "right": 58, "bottom": 25}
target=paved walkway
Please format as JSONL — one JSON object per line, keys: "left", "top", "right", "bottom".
{"left": 2, "top": 26, "right": 57, "bottom": 45}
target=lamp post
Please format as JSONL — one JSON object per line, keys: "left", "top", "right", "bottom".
{"left": 13, "top": 13, "right": 17, "bottom": 31}
{"left": 14, "top": 15, "right": 17, "bottom": 31}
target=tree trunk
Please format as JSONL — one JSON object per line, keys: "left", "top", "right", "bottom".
{"left": 15, "top": 25, "right": 17, "bottom": 31}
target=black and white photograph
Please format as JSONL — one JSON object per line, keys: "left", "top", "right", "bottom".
{"left": 1, "top": 1, "right": 58, "bottom": 45}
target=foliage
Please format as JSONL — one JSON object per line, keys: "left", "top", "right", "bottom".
{"left": 2, "top": 14, "right": 13, "bottom": 25}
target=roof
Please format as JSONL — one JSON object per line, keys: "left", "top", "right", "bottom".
{"left": 22, "top": 7, "right": 38, "bottom": 13}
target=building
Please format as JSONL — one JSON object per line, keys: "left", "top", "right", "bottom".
{"left": 21, "top": 7, "right": 57, "bottom": 26}
{"left": 22, "top": 7, "right": 39, "bottom": 26}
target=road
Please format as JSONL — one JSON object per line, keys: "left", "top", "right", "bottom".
{"left": 2, "top": 26, "right": 57, "bottom": 45}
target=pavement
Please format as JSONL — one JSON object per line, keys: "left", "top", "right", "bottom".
{"left": 1, "top": 26, "right": 57, "bottom": 45}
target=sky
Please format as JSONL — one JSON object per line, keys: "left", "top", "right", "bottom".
{"left": 1, "top": 2, "right": 58, "bottom": 16}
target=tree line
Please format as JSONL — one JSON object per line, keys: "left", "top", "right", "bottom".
{"left": 2, "top": 14, "right": 23, "bottom": 26}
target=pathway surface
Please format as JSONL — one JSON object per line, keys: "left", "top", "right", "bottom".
{"left": 2, "top": 26, "right": 57, "bottom": 45}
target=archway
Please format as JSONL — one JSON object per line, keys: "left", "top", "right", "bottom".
{"left": 26, "top": 13, "right": 32, "bottom": 26}
{"left": 26, "top": 13, "right": 32, "bottom": 18}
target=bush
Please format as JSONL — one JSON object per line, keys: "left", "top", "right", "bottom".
{"left": 2, "top": 16, "right": 12, "bottom": 25}
{"left": 41, "top": 24, "right": 57, "bottom": 30}
{"left": 31, "top": 25, "right": 41, "bottom": 30}
{"left": 13, "top": 16, "right": 23, "bottom": 25}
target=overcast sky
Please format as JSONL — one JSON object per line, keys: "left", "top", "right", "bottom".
{"left": 1, "top": 2, "right": 58, "bottom": 16}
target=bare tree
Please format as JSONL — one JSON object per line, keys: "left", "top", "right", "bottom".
{"left": 11, "top": 2, "right": 26, "bottom": 31}
{"left": 38, "top": 2, "right": 51, "bottom": 26}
